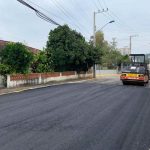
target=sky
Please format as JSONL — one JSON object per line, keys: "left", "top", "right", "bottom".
{"left": 0, "top": 0, "right": 150, "bottom": 54}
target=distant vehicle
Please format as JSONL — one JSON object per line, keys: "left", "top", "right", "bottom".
{"left": 120, "top": 54, "right": 149, "bottom": 86}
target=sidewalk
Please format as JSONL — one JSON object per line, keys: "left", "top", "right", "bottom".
{"left": 0, "top": 74, "right": 120, "bottom": 96}
{"left": 0, "top": 78, "right": 93, "bottom": 96}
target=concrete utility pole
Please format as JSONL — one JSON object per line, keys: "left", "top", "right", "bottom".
{"left": 129, "top": 35, "right": 138, "bottom": 55}
{"left": 93, "top": 9, "right": 108, "bottom": 78}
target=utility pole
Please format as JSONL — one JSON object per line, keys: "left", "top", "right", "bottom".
{"left": 129, "top": 36, "right": 132, "bottom": 55}
{"left": 129, "top": 35, "right": 138, "bottom": 55}
{"left": 93, "top": 9, "right": 108, "bottom": 78}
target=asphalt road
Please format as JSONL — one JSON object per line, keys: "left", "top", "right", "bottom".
{"left": 0, "top": 77, "right": 150, "bottom": 150}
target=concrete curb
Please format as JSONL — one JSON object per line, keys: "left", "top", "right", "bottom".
{"left": 0, "top": 75, "right": 121, "bottom": 96}
{"left": 0, "top": 78, "right": 94, "bottom": 96}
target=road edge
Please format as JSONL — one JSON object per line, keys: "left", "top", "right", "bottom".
{"left": 0, "top": 78, "right": 94, "bottom": 96}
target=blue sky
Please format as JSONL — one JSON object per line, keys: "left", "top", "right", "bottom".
{"left": 0, "top": 0, "right": 150, "bottom": 54}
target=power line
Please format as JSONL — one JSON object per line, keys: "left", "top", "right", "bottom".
{"left": 19, "top": 0, "right": 91, "bottom": 38}
{"left": 100, "top": 12, "right": 123, "bottom": 33}
{"left": 51, "top": 0, "right": 73, "bottom": 20}
{"left": 103, "top": 11, "right": 135, "bottom": 33}
{"left": 26, "top": 0, "right": 78, "bottom": 29}
{"left": 92, "top": 0, "right": 100, "bottom": 10}
{"left": 109, "top": 9, "right": 136, "bottom": 32}
{"left": 98, "top": 0, "right": 137, "bottom": 33}
{"left": 97, "top": 0, "right": 104, "bottom": 10}
{"left": 58, "top": 0, "right": 92, "bottom": 33}
{"left": 48, "top": 0, "right": 92, "bottom": 36}
{"left": 91, "top": 0, "right": 134, "bottom": 33}
{"left": 69, "top": 0, "right": 91, "bottom": 25}
{"left": 100, "top": 0, "right": 108, "bottom": 9}
{"left": 48, "top": 0, "right": 83, "bottom": 30}
{"left": 25, "top": 0, "right": 64, "bottom": 21}
{"left": 17, "top": 0, "right": 60, "bottom": 26}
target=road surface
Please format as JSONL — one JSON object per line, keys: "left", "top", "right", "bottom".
{"left": 0, "top": 77, "right": 150, "bottom": 150}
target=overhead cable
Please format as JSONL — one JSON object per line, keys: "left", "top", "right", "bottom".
{"left": 25, "top": 0, "right": 64, "bottom": 20}
{"left": 17, "top": 0, "right": 60, "bottom": 26}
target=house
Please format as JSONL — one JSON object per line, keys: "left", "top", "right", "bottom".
{"left": 118, "top": 47, "right": 130, "bottom": 56}
{"left": 0, "top": 40, "right": 40, "bottom": 54}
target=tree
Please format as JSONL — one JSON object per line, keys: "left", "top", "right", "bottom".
{"left": 101, "top": 47, "right": 122, "bottom": 69}
{"left": 121, "top": 55, "right": 130, "bottom": 64}
{"left": 31, "top": 51, "right": 52, "bottom": 73}
{"left": 46, "top": 25, "right": 102, "bottom": 73}
{"left": 0, "top": 64, "right": 12, "bottom": 76}
{"left": 94, "top": 31, "right": 130, "bottom": 69}
{"left": 0, "top": 42, "right": 33, "bottom": 74}
{"left": 95, "top": 31, "right": 105, "bottom": 48}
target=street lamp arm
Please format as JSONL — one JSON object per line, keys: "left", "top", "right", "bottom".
{"left": 98, "top": 23, "right": 109, "bottom": 31}
{"left": 97, "top": 20, "right": 115, "bottom": 31}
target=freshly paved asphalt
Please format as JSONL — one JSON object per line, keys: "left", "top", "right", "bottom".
{"left": 0, "top": 77, "right": 150, "bottom": 150}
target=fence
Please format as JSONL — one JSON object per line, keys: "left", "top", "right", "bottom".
{"left": 96, "top": 69, "right": 118, "bottom": 75}
{"left": 6, "top": 71, "right": 92, "bottom": 88}
{"left": 0, "top": 75, "right": 4, "bottom": 88}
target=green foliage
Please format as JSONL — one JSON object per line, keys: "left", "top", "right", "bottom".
{"left": 95, "top": 31, "right": 105, "bottom": 48}
{"left": 103, "top": 50, "right": 122, "bottom": 69}
{"left": 31, "top": 51, "right": 53, "bottom": 73}
{"left": 121, "top": 55, "right": 130, "bottom": 64}
{"left": 46, "top": 25, "right": 102, "bottom": 72}
{"left": 95, "top": 31, "right": 130, "bottom": 69}
{"left": 102, "top": 48, "right": 131, "bottom": 69}
{"left": 0, "top": 64, "right": 12, "bottom": 76}
{"left": 0, "top": 42, "right": 33, "bottom": 74}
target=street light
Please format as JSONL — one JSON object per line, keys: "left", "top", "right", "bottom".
{"left": 93, "top": 19, "right": 115, "bottom": 78}
{"left": 93, "top": 9, "right": 108, "bottom": 78}
{"left": 97, "top": 20, "right": 115, "bottom": 31}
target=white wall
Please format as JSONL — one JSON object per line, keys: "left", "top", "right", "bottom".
{"left": 0, "top": 75, "right": 4, "bottom": 88}
{"left": 96, "top": 70, "right": 118, "bottom": 74}
{"left": 7, "top": 73, "right": 92, "bottom": 88}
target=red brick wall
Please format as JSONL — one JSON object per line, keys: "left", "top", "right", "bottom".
{"left": 41, "top": 73, "right": 60, "bottom": 78}
{"left": 61, "top": 71, "right": 76, "bottom": 76}
{"left": 10, "top": 73, "right": 40, "bottom": 81}
{"left": 10, "top": 71, "right": 76, "bottom": 81}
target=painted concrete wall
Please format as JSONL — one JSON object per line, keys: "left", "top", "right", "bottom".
{"left": 96, "top": 70, "right": 118, "bottom": 74}
{"left": 0, "top": 76, "right": 4, "bottom": 88}
{"left": 7, "top": 72, "right": 92, "bottom": 88}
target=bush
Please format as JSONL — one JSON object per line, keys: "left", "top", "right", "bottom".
{"left": 0, "top": 64, "right": 12, "bottom": 76}
{"left": 0, "top": 42, "right": 34, "bottom": 74}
